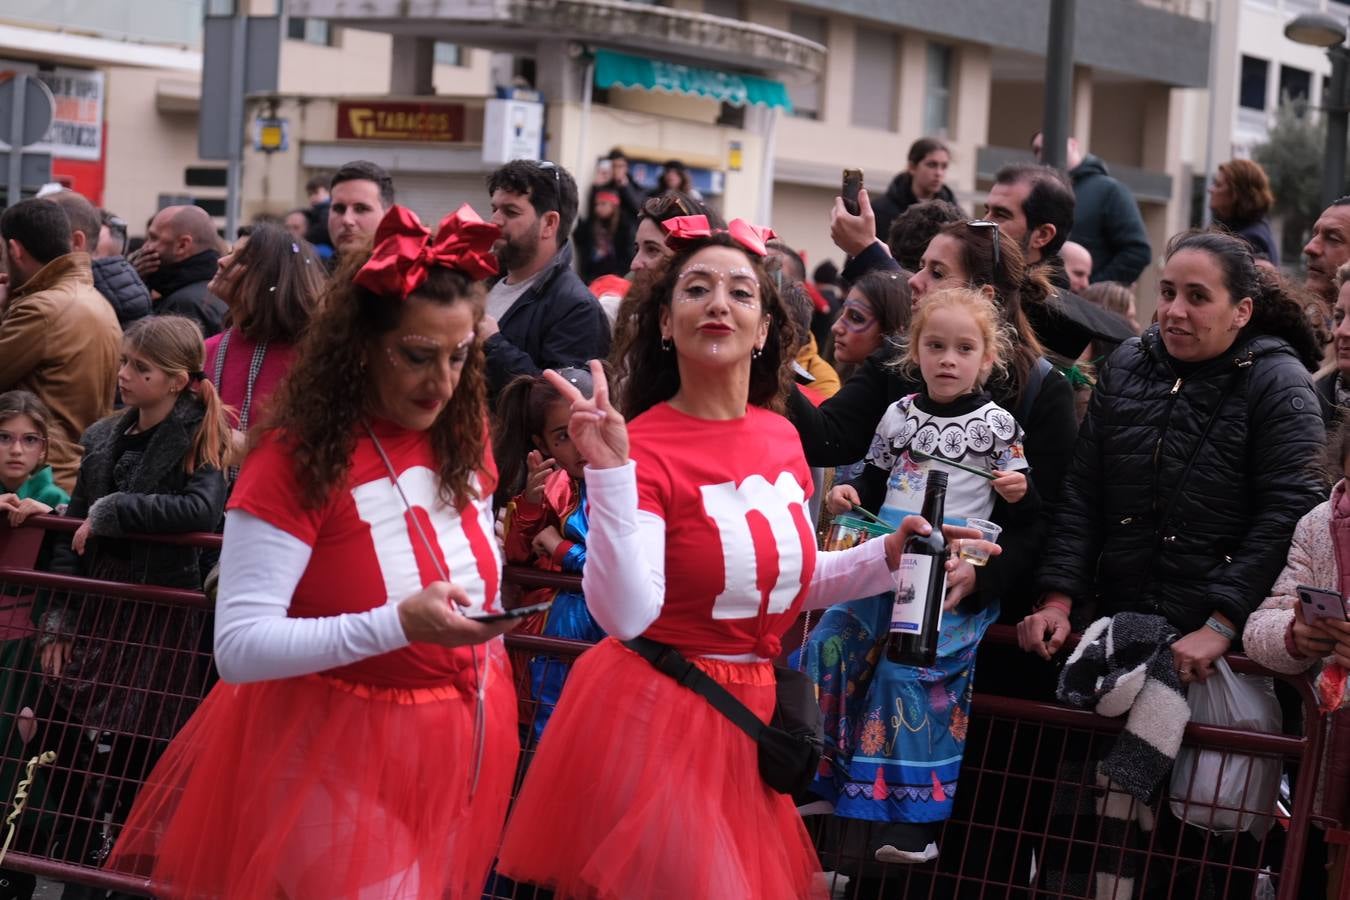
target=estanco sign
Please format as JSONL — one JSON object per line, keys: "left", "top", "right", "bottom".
{"left": 336, "top": 101, "right": 466, "bottom": 142}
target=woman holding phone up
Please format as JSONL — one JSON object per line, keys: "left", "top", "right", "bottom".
{"left": 495, "top": 218, "right": 992, "bottom": 898}
{"left": 109, "top": 205, "right": 520, "bottom": 899}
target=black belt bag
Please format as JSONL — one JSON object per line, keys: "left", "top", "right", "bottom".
{"left": 624, "top": 636, "right": 823, "bottom": 795}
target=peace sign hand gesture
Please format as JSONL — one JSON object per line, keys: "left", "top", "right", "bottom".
{"left": 542, "top": 360, "right": 628, "bottom": 470}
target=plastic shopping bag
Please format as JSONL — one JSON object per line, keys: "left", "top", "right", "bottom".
{"left": 1169, "top": 657, "right": 1281, "bottom": 837}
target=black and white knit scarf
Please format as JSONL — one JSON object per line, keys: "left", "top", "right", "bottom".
{"left": 1057, "top": 612, "right": 1192, "bottom": 898}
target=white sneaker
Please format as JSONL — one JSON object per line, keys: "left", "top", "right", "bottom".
{"left": 817, "top": 870, "right": 851, "bottom": 898}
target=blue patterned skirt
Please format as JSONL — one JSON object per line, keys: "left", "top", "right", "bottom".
{"left": 800, "top": 592, "right": 998, "bottom": 823}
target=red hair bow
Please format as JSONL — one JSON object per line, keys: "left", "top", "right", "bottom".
{"left": 661, "top": 215, "right": 777, "bottom": 257}
{"left": 354, "top": 204, "right": 501, "bottom": 298}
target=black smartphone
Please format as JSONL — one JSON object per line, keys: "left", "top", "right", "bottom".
{"left": 1297, "top": 585, "right": 1348, "bottom": 623}
{"left": 842, "top": 168, "right": 864, "bottom": 216}
{"left": 467, "top": 600, "right": 553, "bottom": 623}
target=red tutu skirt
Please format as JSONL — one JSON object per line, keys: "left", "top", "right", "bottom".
{"left": 107, "top": 643, "right": 518, "bottom": 899}
{"left": 497, "top": 638, "right": 824, "bottom": 899}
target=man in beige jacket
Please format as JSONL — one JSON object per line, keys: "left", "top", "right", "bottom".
{"left": 0, "top": 198, "right": 121, "bottom": 491}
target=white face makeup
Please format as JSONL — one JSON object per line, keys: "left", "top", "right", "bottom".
{"left": 661, "top": 245, "right": 769, "bottom": 365}
{"left": 674, "top": 263, "right": 760, "bottom": 309}
{"left": 368, "top": 297, "right": 476, "bottom": 431}
{"left": 384, "top": 333, "right": 474, "bottom": 370}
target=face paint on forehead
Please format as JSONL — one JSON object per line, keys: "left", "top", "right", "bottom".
{"left": 399, "top": 334, "right": 443, "bottom": 348}
{"left": 675, "top": 263, "right": 760, "bottom": 285}
{"left": 400, "top": 331, "right": 475, "bottom": 350}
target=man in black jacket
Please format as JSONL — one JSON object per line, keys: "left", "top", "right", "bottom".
{"left": 833, "top": 165, "right": 1134, "bottom": 357}
{"left": 1033, "top": 133, "right": 1152, "bottom": 285}
{"left": 45, "top": 191, "right": 149, "bottom": 329}
{"left": 134, "top": 205, "right": 227, "bottom": 337}
{"left": 483, "top": 160, "right": 610, "bottom": 398}
{"left": 983, "top": 164, "right": 1136, "bottom": 355}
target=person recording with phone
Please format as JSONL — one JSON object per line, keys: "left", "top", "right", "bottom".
{"left": 1243, "top": 417, "right": 1350, "bottom": 898}
{"left": 107, "top": 204, "right": 521, "bottom": 898}
{"left": 1246, "top": 418, "right": 1350, "bottom": 674}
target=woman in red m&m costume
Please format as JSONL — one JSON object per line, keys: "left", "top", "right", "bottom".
{"left": 496, "top": 218, "right": 990, "bottom": 899}
{"left": 108, "top": 204, "right": 520, "bottom": 899}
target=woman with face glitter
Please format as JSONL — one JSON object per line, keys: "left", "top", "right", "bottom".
{"left": 107, "top": 205, "right": 521, "bottom": 899}
{"left": 495, "top": 217, "right": 992, "bottom": 899}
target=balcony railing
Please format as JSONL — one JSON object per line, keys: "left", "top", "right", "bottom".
{"left": 0, "top": 0, "right": 204, "bottom": 49}
{"left": 1135, "top": 0, "right": 1211, "bottom": 20}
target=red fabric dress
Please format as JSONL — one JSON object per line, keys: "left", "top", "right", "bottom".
{"left": 107, "top": 420, "right": 518, "bottom": 899}
{"left": 496, "top": 403, "right": 826, "bottom": 899}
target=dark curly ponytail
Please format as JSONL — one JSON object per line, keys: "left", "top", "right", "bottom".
{"left": 1164, "top": 230, "right": 1322, "bottom": 370}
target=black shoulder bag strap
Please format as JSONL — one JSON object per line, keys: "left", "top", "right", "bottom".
{"left": 623, "top": 636, "right": 765, "bottom": 741}
{"left": 623, "top": 634, "right": 821, "bottom": 795}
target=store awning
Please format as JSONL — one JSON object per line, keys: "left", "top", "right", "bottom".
{"left": 593, "top": 49, "right": 792, "bottom": 111}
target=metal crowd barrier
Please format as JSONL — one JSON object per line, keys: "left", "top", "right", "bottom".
{"left": 0, "top": 516, "right": 1338, "bottom": 899}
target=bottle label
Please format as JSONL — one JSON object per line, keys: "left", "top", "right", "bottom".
{"left": 891, "top": 553, "right": 944, "bottom": 633}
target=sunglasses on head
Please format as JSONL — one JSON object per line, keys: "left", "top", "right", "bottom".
{"left": 966, "top": 219, "right": 1000, "bottom": 284}
{"left": 536, "top": 160, "right": 562, "bottom": 190}
{"left": 535, "top": 160, "right": 566, "bottom": 217}
{"left": 651, "top": 193, "right": 694, "bottom": 220}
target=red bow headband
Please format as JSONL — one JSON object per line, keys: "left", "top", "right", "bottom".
{"left": 661, "top": 215, "right": 777, "bottom": 258}
{"left": 354, "top": 204, "right": 501, "bottom": 299}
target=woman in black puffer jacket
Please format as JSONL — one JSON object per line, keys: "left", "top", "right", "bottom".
{"left": 1021, "top": 229, "right": 1326, "bottom": 683}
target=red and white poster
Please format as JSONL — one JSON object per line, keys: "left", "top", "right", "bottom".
{"left": 33, "top": 67, "right": 104, "bottom": 162}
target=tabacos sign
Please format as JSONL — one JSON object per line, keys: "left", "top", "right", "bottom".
{"left": 336, "top": 101, "right": 466, "bottom": 142}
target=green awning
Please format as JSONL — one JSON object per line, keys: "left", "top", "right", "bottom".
{"left": 593, "top": 49, "right": 793, "bottom": 112}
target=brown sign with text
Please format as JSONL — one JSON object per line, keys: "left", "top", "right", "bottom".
{"left": 336, "top": 101, "right": 466, "bottom": 142}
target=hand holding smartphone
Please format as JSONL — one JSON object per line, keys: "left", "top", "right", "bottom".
{"left": 1297, "top": 585, "right": 1348, "bottom": 623}
{"left": 467, "top": 600, "right": 553, "bottom": 623}
{"left": 841, "top": 168, "right": 864, "bottom": 216}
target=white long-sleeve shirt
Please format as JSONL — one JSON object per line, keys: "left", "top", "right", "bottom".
{"left": 213, "top": 510, "right": 411, "bottom": 683}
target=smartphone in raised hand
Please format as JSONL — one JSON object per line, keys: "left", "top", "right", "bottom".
{"left": 841, "top": 168, "right": 864, "bottom": 216}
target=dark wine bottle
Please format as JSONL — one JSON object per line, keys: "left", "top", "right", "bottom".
{"left": 886, "top": 471, "right": 949, "bottom": 667}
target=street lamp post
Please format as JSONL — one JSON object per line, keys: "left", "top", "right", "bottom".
{"left": 1285, "top": 12, "right": 1350, "bottom": 209}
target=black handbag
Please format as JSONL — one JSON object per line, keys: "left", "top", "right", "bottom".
{"left": 624, "top": 637, "right": 823, "bottom": 795}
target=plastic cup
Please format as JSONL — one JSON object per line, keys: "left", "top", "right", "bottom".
{"left": 957, "top": 517, "right": 1002, "bottom": 567}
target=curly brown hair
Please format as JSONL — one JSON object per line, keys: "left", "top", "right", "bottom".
{"left": 264, "top": 251, "right": 488, "bottom": 510}
{"left": 1216, "top": 159, "right": 1275, "bottom": 226}
{"left": 611, "top": 233, "right": 794, "bottom": 419}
